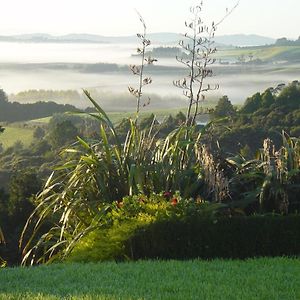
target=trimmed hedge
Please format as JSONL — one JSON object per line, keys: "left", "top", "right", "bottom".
{"left": 127, "top": 216, "right": 300, "bottom": 259}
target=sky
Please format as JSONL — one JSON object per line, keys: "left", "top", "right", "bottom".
{"left": 0, "top": 0, "right": 299, "bottom": 39}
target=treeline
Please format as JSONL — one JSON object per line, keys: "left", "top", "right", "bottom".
{"left": 133, "top": 47, "right": 184, "bottom": 58}
{"left": 275, "top": 36, "right": 300, "bottom": 46}
{"left": 209, "top": 81, "right": 300, "bottom": 155}
{"left": 9, "top": 89, "right": 81, "bottom": 103}
{"left": 0, "top": 89, "right": 79, "bottom": 122}
{"left": 132, "top": 46, "right": 198, "bottom": 61}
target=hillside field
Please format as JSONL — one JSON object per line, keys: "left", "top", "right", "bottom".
{"left": 217, "top": 45, "right": 300, "bottom": 62}
{"left": 0, "top": 106, "right": 213, "bottom": 150}
{"left": 0, "top": 126, "right": 34, "bottom": 149}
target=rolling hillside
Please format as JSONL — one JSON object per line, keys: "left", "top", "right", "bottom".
{"left": 217, "top": 45, "right": 300, "bottom": 62}
{"left": 0, "top": 126, "right": 34, "bottom": 149}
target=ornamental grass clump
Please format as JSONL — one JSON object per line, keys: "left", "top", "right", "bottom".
{"left": 227, "top": 132, "right": 300, "bottom": 214}
{"left": 20, "top": 96, "right": 224, "bottom": 264}
{"left": 258, "top": 133, "right": 300, "bottom": 214}
{"left": 0, "top": 227, "right": 6, "bottom": 267}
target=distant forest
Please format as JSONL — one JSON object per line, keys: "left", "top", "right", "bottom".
{"left": 132, "top": 47, "right": 185, "bottom": 58}
{"left": 275, "top": 37, "right": 300, "bottom": 46}
{"left": 0, "top": 89, "right": 79, "bottom": 122}
{"left": 9, "top": 89, "right": 81, "bottom": 103}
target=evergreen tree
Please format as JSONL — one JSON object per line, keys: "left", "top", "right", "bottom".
{"left": 0, "top": 89, "right": 8, "bottom": 103}
{"left": 241, "top": 93, "right": 262, "bottom": 114}
{"left": 261, "top": 89, "right": 275, "bottom": 108}
{"left": 48, "top": 120, "right": 78, "bottom": 148}
{"left": 33, "top": 127, "right": 45, "bottom": 140}
{"left": 213, "top": 96, "right": 236, "bottom": 119}
{"left": 8, "top": 171, "right": 41, "bottom": 223}
{"left": 276, "top": 84, "right": 300, "bottom": 108}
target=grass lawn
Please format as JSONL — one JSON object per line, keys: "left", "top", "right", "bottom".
{"left": 0, "top": 258, "right": 299, "bottom": 299}
{"left": 0, "top": 126, "right": 34, "bottom": 149}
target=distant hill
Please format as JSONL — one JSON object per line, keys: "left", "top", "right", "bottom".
{"left": 0, "top": 32, "right": 180, "bottom": 44}
{"left": 214, "top": 34, "right": 275, "bottom": 47}
{"left": 0, "top": 33, "right": 276, "bottom": 47}
{"left": 62, "top": 33, "right": 182, "bottom": 44}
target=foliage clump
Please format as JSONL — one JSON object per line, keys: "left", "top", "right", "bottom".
{"left": 68, "top": 193, "right": 222, "bottom": 262}
{"left": 208, "top": 83, "right": 300, "bottom": 154}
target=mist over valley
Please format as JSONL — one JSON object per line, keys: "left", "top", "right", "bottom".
{"left": 0, "top": 38, "right": 299, "bottom": 109}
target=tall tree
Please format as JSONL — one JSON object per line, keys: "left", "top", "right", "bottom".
{"left": 241, "top": 93, "right": 262, "bottom": 114}
{"left": 33, "top": 127, "right": 45, "bottom": 140}
{"left": 213, "top": 96, "right": 236, "bottom": 119}
{"left": 0, "top": 89, "right": 8, "bottom": 129}
{"left": 48, "top": 120, "right": 79, "bottom": 148}
{"left": 0, "top": 89, "right": 8, "bottom": 103}
{"left": 261, "top": 89, "right": 275, "bottom": 108}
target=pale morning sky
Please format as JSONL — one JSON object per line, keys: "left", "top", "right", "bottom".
{"left": 0, "top": 0, "right": 299, "bottom": 39}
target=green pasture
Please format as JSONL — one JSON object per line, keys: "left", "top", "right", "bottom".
{"left": 28, "top": 106, "right": 214, "bottom": 126}
{"left": 217, "top": 45, "right": 300, "bottom": 62}
{"left": 27, "top": 116, "right": 52, "bottom": 124}
{"left": 0, "top": 106, "right": 212, "bottom": 150}
{"left": 0, "top": 126, "right": 34, "bottom": 149}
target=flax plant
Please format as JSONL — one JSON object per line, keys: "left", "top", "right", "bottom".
{"left": 0, "top": 227, "right": 6, "bottom": 267}
{"left": 258, "top": 133, "right": 300, "bottom": 214}
{"left": 20, "top": 94, "right": 212, "bottom": 265}
{"left": 128, "top": 12, "right": 156, "bottom": 117}
{"left": 20, "top": 4, "right": 239, "bottom": 266}
{"left": 174, "top": 1, "right": 239, "bottom": 125}
{"left": 198, "top": 145, "right": 229, "bottom": 202}
{"left": 227, "top": 133, "right": 300, "bottom": 214}
{"left": 0, "top": 227, "right": 4, "bottom": 244}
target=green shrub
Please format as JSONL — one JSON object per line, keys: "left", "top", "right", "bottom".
{"left": 68, "top": 201, "right": 300, "bottom": 262}
{"left": 67, "top": 193, "right": 222, "bottom": 262}
{"left": 129, "top": 215, "right": 300, "bottom": 260}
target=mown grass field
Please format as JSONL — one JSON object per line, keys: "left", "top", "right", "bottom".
{"left": 0, "top": 258, "right": 299, "bottom": 300}
{"left": 0, "top": 126, "right": 34, "bottom": 149}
